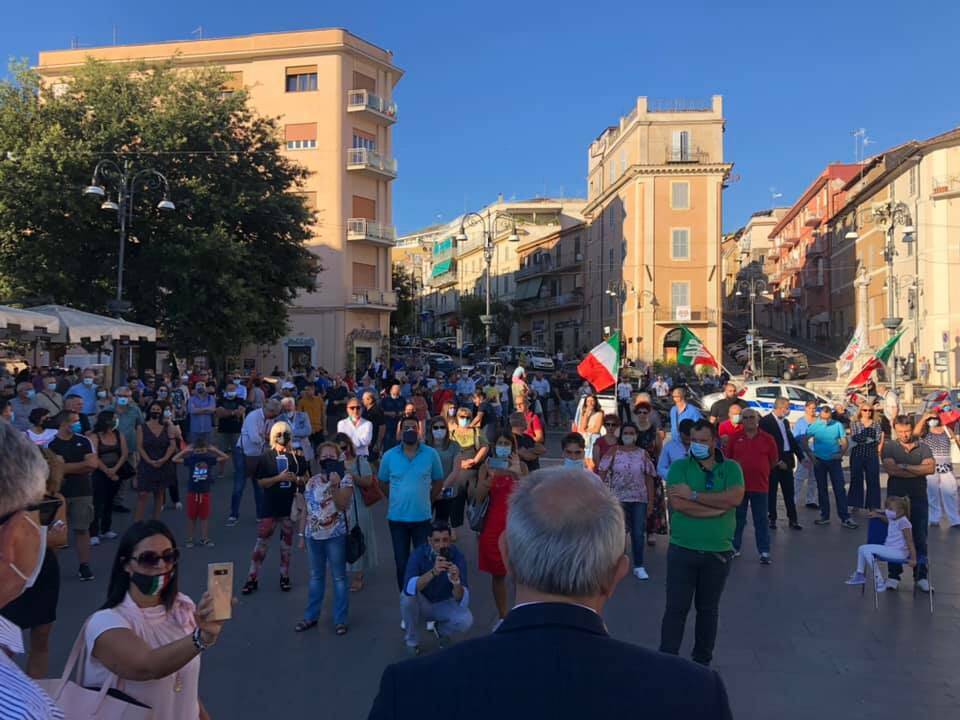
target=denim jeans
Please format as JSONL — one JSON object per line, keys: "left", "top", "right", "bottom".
{"left": 733, "top": 491, "right": 770, "bottom": 554}
{"left": 230, "top": 448, "right": 264, "bottom": 519}
{"left": 621, "top": 501, "right": 648, "bottom": 568}
{"left": 304, "top": 535, "right": 348, "bottom": 625}
{"left": 659, "top": 544, "right": 732, "bottom": 666}
{"left": 559, "top": 399, "right": 576, "bottom": 427}
{"left": 814, "top": 458, "right": 850, "bottom": 521}
{"left": 388, "top": 520, "right": 432, "bottom": 590}
{"left": 848, "top": 453, "right": 881, "bottom": 509}
{"left": 400, "top": 593, "right": 473, "bottom": 647}
{"left": 886, "top": 478, "right": 929, "bottom": 581}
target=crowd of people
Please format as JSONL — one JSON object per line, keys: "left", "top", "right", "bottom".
{"left": 0, "top": 356, "right": 955, "bottom": 718}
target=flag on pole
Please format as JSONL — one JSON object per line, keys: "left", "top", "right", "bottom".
{"left": 676, "top": 326, "right": 719, "bottom": 369}
{"left": 836, "top": 321, "right": 865, "bottom": 378}
{"left": 577, "top": 332, "right": 621, "bottom": 392}
{"left": 846, "top": 329, "right": 906, "bottom": 388}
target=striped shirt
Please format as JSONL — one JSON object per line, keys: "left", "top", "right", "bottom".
{"left": 0, "top": 653, "right": 63, "bottom": 719}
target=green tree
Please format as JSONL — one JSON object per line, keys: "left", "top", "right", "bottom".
{"left": 0, "top": 60, "right": 318, "bottom": 366}
{"left": 391, "top": 264, "right": 418, "bottom": 336}
{"left": 459, "top": 295, "right": 516, "bottom": 345}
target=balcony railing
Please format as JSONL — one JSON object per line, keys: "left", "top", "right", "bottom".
{"left": 803, "top": 268, "right": 825, "bottom": 287}
{"left": 348, "top": 288, "right": 397, "bottom": 308}
{"left": 346, "top": 89, "right": 398, "bottom": 123}
{"left": 346, "top": 148, "right": 398, "bottom": 178}
{"left": 806, "top": 235, "right": 828, "bottom": 256}
{"left": 653, "top": 306, "right": 716, "bottom": 324}
{"left": 516, "top": 255, "right": 583, "bottom": 280}
{"left": 783, "top": 255, "right": 803, "bottom": 271}
{"left": 932, "top": 176, "right": 960, "bottom": 199}
{"left": 665, "top": 145, "right": 710, "bottom": 163}
{"left": 347, "top": 218, "right": 397, "bottom": 246}
{"left": 522, "top": 291, "right": 584, "bottom": 312}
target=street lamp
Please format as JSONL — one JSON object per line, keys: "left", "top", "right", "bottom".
{"left": 735, "top": 277, "right": 767, "bottom": 373}
{"left": 454, "top": 209, "right": 520, "bottom": 345}
{"left": 83, "top": 159, "right": 175, "bottom": 316}
{"left": 605, "top": 281, "right": 626, "bottom": 336}
{"left": 845, "top": 201, "right": 914, "bottom": 390}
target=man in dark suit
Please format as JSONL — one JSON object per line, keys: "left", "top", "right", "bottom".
{"left": 368, "top": 467, "right": 733, "bottom": 720}
{"left": 760, "top": 397, "right": 805, "bottom": 530}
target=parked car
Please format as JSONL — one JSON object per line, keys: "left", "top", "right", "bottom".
{"left": 525, "top": 348, "right": 555, "bottom": 371}
{"left": 701, "top": 381, "right": 830, "bottom": 424}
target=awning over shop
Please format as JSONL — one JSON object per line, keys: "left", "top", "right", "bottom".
{"left": 514, "top": 278, "right": 543, "bottom": 301}
{"left": 431, "top": 259, "right": 453, "bottom": 278}
{"left": 0, "top": 305, "right": 60, "bottom": 336}
{"left": 29, "top": 305, "right": 157, "bottom": 343}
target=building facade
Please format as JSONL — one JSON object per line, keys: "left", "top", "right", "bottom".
{"left": 581, "top": 96, "right": 731, "bottom": 363}
{"left": 37, "top": 29, "right": 402, "bottom": 374}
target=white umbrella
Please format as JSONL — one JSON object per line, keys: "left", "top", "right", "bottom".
{"left": 28, "top": 305, "right": 156, "bottom": 344}
{"left": 0, "top": 305, "right": 60, "bottom": 336}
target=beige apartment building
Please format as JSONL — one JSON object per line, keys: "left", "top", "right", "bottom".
{"left": 582, "top": 97, "right": 731, "bottom": 363}
{"left": 37, "top": 29, "right": 401, "bottom": 374}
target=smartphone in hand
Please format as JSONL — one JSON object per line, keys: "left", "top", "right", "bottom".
{"left": 208, "top": 562, "right": 234, "bottom": 621}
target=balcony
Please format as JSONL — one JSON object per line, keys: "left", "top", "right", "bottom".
{"left": 523, "top": 291, "right": 584, "bottom": 312}
{"left": 654, "top": 306, "right": 717, "bottom": 324}
{"left": 932, "top": 176, "right": 960, "bottom": 200}
{"left": 804, "top": 211, "right": 823, "bottom": 227}
{"left": 783, "top": 255, "right": 803, "bottom": 271}
{"left": 346, "top": 148, "right": 397, "bottom": 180}
{"left": 346, "top": 89, "right": 398, "bottom": 124}
{"left": 347, "top": 219, "right": 397, "bottom": 247}
{"left": 347, "top": 288, "right": 397, "bottom": 309}
{"left": 665, "top": 145, "right": 710, "bottom": 163}
{"left": 781, "top": 235, "right": 801, "bottom": 248}
{"left": 806, "top": 235, "right": 828, "bottom": 256}
{"left": 516, "top": 255, "right": 583, "bottom": 280}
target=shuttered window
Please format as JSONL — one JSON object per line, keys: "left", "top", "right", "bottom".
{"left": 352, "top": 71, "right": 376, "bottom": 92}
{"left": 352, "top": 196, "right": 376, "bottom": 220}
{"left": 671, "top": 182, "right": 690, "bottom": 209}
{"left": 352, "top": 262, "right": 377, "bottom": 289}
{"left": 285, "top": 65, "right": 318, "bottom": 92}
{"left": 285, "top": 123, "right": 317, "bottom": 150}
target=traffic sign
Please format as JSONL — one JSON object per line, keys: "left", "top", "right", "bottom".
{"left": 746, "top": 334, "right": 753, "bottom": 344}
{"left": 479, "top": 315, "right": 494, "bottom": 325}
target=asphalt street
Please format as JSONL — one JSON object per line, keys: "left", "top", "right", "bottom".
{"left": 29, "top": 431, "right": 960, "bottom": 720}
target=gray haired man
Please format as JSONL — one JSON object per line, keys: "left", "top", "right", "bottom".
{"left": 369, "top": 468, "right": 733, "bottom": 719}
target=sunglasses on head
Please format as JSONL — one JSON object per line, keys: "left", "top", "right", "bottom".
{"left": 129, "top": 548, "right": 180, "bottom": 568}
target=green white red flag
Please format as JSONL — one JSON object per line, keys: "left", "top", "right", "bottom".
{"left": 676, "top": 326, "right": 719, "bottom": 369}
{"left": 846, "top": 329, "right": 906, "bottom": 388}
{"left": 577, "top": 332, "right": 621, "bottom": 392}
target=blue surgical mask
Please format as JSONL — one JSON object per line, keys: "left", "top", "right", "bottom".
{"left": 26, "top": 389, "right": 36, "bottom": 399}
{"left": 70, "top": 421, "right": 83, "bottom": 434}
{"left": 494, "top": 445, "right": 511, "bottom": 458}
{"left": 82, "top": 377, "right": 94, "bottom": 386}
{"left": 225, "top": 391, "right": 236, "bottom": 399}
{"left": 117, "top": 397, "right": 129, "bottom": 406}
{"left": 729, "top": 415, "right": 741, "bottom": 426}
{"left": 458, "top": 417, "right": 469, "bottom": 428}
{"left": 46, "top": 383, "right": 57, "bottom": 392}
{"left": 563, "top": 458, "right": 585, "bottom": 469}
{"left": 690, "top": 442, "right": 711, "bottom": 460}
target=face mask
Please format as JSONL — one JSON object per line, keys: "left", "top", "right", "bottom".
{"left": 432, "top": 428, "right": 447, "bottom": 440}
{"left": 149, "top": 412, "right": 161, "bottom": 420}
{"left": 117, "top": 397, "right": 129, "bottom": 406}
{"left": 97, "top": 390, "right": 107, "bottom": 398}
{"left": 621, "top": 434, "right": 637, "bottom": 446}
{"left": 70, "top": 421, "right": 83, "bottom": 434}
{"left": 163, "top": 410, "right": 172, "bottom": 419}
{"left": 458, "top": 417, "right": 469, "bottom": 428}
{"left": 690, "top": 442, "right": 711, "bottom": 460}
{"left": 929, "top": 419, "right": 940, "bottom": 428}
{"left": 83, "top": 377, "right": 94, "bottom": 386}
{"left": 130, "top": 570, "right": 174, "bottom": 597}
{"left": 495, "top": 445, "right": 511, "bottom": 458}
{"left": 447, "top": 408, "right": 456, "bottom": 416}
{"left": 276, "top": 431, "right": 291, "bottom": 445}
{"left": 46, "top": 383, "right": 57, "bottom": 392}
{"left": 402, "top": 429, "right": 419, "bottom": 445}
{"left": 197, "top": 387, "right": 206, "bottom": 394}
{"left": 0, "top": 513, "right": 45, "bottom": 605}
{"left": 225, "top": 391, "right": 236, "bottom": 399}
{"left": 157, "top": 390, "right": 168, "bottom": 398}
{"left": 729, "top": 416, "right": 741, "bottom": 426}
{"left": 943, "top": 405, "right": 952, "bottom": 413}
{"left": 563, "top": 458, "right": 585, "bottom": 469}
{"left": 24, "top": 389, "right": 35, "bottom": 399}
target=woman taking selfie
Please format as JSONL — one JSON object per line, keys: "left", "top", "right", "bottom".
{"left": 81, "top": 520, "right": 228, "bottom": 720}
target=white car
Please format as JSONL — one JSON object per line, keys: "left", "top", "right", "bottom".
{"left": 701, "top": 382, "right": 832, "bottom": 424}
{"left": 525, "top": 348, "right": 555, "bottom": 371}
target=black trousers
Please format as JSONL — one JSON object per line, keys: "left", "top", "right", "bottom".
{"left": 659, "top": 544, "right": 732, "bottom": 666}
{"left": 886, "top": 478, "right": 929, "bottom": 581}
{"left": 768, "top": 465, "right": 798, "bottom": 523}
{"left": 91, "top": 471, "right": 119, "bottom": 536}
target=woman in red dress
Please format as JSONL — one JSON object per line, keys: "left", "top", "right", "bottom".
{"left": 471, "top": 431, "right": 528, "bottom": 621}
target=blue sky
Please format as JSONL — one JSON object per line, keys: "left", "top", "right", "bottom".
{"left": 3, "top": 0, "right": 959, "bottom": 234}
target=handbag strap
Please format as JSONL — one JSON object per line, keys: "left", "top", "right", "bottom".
{"left": 49, "top": 618, "right": 120, "bottom": 708}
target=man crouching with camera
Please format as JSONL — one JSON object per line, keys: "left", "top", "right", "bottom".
{"left": 400, "top": 520, "right": 473, "bottom": 655}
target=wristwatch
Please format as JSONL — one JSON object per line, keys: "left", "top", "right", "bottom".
{"left": 691, "top": 490, "right": 699, "bottom": 502}
{"left": 192, "top": 627, "right": 210, "bottom": 652}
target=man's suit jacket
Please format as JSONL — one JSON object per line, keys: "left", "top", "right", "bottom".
{"left": 760, "top": 413, "right": 805, "bottom": 469}
{"left": 368, "top": 602, "right": 733, "bottom": 720}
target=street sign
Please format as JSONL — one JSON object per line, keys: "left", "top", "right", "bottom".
{"left": 746, "top": 334, "right": 753, "bottom": 344}
{"left": 455, "top": 328, "right": 463, "bottom": 349}
{"left": 934, "top": 351, "right": 949, "bottom": 370}
{"left": 675, "top": 306, "right": 691, "bottom": 322}
{"left": 479, "top": 315, "right": 494, "bottom": 325}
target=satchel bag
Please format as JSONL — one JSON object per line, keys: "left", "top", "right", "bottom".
{"left": 344, "top": 494, "right": 366, "bottom": 564}
{"left": 466, "top": 491, "right": 489, "bottom": 533}
{"left": 37, "top": 620, "right": 153, "bottom": 719}
{"left": 289, "top": 490, "right": 307, "bottom": 523}
{"left": 356, "top": 458, "right": 384, "bottom": 507}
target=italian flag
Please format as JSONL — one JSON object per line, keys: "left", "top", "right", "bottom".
{"left": 846, "top": 329, "right": 906, "bottom": 388}
{"left": 578, "top": 332, "right": 621, "bottom": 392}
{"left": 676, "top": 326, "right": 719, "bottom": 369}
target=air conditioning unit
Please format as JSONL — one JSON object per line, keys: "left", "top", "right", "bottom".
{"left": 575, "top": 253, "right": 583, "bottom": 261}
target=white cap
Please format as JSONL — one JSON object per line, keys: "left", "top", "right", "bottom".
{"left": 281, "top": 381, "right": 296, "bottom": 390}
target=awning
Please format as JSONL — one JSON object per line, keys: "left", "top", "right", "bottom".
{"left": 809, "top": 312, "right": 829, "bottom": 324}
{"left": 431, "top": 259, "right": 453, "bottom": 278}
{"left": 0, "top": 305, "right": 60, "bottom": 336}
{"left": 28, "top": 305, "right": 157, "bottom": 343}
{"left": 514, "top": 278, "right": 543, "bottom": 301}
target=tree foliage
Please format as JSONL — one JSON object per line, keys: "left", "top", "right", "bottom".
{"left": 459, "top": 295, "right": 515, "bottom": 344}
{"left": 0, "top": 60, "right": 318, "bottom": 360}
{"left": 391, "top": 264, "right": 418, "bottom": 336}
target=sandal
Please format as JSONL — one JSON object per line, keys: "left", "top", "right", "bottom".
{"left": 241, "top": 578, "right": 258, "bottom": 595}
{"left": 295, "top": 619, "right": 318, "bottom": 633}
{"left": 335, "top": 624, "right": 348, "bottom": 636}
{"left": 280, "top": 576, "right": 292, "bottom": 592}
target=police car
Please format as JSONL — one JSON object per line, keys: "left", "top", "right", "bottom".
{"left": 701, "top": 382, "right": 832, "bottom": 424}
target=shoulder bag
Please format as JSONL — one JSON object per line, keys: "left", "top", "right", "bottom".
{"left": 344, "top": 488, "right": 366, "bottom": 564}
{"left": 466, "top": 470, "right": 490, "bottom": 533}
{"left": 356, "top": 457, "right": 384, "bottom": 507}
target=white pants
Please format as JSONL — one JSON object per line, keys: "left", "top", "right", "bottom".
{"left": 927, "top": 471, "right": 960, "bottom": 526}
{"left": 794, "top": 460, "right": 817, "bottom": 506}
{"left": 856, "top": 544, "right": 907, "bottom": 575}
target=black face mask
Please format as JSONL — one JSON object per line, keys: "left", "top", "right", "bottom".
{"left": 148, "top": 412, "right": 161, "bottom": 420}
{"left": 276, "top": 432, "right": 291, "bottom": 445}
{"left": 319, "top": 458, "right": 345, "bottom": 476}
{"left": 402, "top": 429, "right": 418, "bottom": 445}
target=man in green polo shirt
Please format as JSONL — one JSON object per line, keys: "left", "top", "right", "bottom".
{"left": 659, "top": 420, "right": 744, "bottom": 667}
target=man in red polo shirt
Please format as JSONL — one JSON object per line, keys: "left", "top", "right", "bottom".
{"left": 717, "top": 401, "right": 745, "bottom": 451}
{"left": 727, "top": 408, "right": 779, "bottom": 564}
{"left": 514, "top": 395, "right": 544, "bottom": 444}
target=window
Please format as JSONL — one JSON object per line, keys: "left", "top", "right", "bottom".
{"left": 574, "top": 236, "right": 581, "bottom": 258}
{"left": 352, "top": 196, "right": 376, "bottom": 220}
{"left": 609, "top": 161, "right": 615, "bottom": 185}
{"left": 671, "top": 130, "right": 691, "bottom": 161}
{"left": 352, "top": 130, "right": 376, "bottom": 151}
{"left": 555, "top": 244, "right": 562, "bottom": 266}
{"left": 620, "top": 149, "right": 627, "bottom": 175}
{"left": 909, "top": 166, "right": 917, "bottom": 197}
{"left": 285, "top": 122, "right": 317, "bottom": 151}
{"left": 671, "top": 182, "right": 690, "bottom": 209}
{"left": 670, "top": 282, "right": 689, "bottom": 312}
{"left": 352, "top": 262, "right": 377, "bottom": 289}
{"left": 786, "top": 386, "right": 816, "bottom": 402}
{"left": 285, "top": 66, "right": 318, "bottom": 93}
{"left": 621, "top": 240, "right": 627, "bottom": 261}
{"left": 352, "top": 71, "right": 376, "bottom": 92}
{"left": 816, "top": 257, "right": 824, "bottom": 286}
{"left": 222, "top": 71, "right": 243, "bottom": 94}
{"left": 671, "top": 228, "right": 690, "bottom": 260}
{"left": 286, "top": 139, "right": 316, "bottom": 150}
{"left": 756, "top": 386, "right": 781, "bottom": 400}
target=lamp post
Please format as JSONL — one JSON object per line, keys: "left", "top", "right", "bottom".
{"left": 845, "top": 201, "right": 914, "bottom": 391}
{"left": 454, "top": 210, "right": 519, "bottom": 345}
{"left": 605, "top": 281, "right": 626, "bottom": 336}
{"left": 83, "top": 159, "right": 175, "bottom": 316}
{"left": 735, "top": 278, "right": 767, "bottom": 373}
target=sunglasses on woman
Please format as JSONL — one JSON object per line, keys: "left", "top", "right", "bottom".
{"left": 604, "top": 422, "right": 619, "bottom": 428}
{"left": 432, "top": 425, "right": 446, "bottom": 431}
{"left": 130, "top": 549, "right": 180, "bottom": 568}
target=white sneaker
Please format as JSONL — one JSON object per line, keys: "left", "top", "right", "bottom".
{"left": 101, "top": 531, "right": 118, "bottom": 540}
{"left": 174, "top": 502, "right": 183, "bottom": 510}
{"left": 89, "top": 535, "right": 100, "bottom": 546}
{"left": 632, "top": 567, "right": 649, "bottom": 580}
{"left": 885, "top": 578, "right": 900, "bottom": 591}
{"left": 426, "top": 621, "right": 436, "bottom": 632}
{"left": 875, "top": 581, "right": 887, "bottom": 593}
{"left": 400, "top": 620, "right": 406, "bottom": 631}
{"left": 916, "top": 578, "right": 931, "bottom": 593}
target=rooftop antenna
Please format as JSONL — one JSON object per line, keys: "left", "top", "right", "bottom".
{"left": 191, "top": 26, "right": 204, "bottom": 40}
{"left": 112, "top": 25, "right": 118, "bottom": 45}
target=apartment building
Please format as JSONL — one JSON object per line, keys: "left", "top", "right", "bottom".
{"left": 37, "top": 29, "right": 401, "bottom": 374}
{"left": 722, "top": 208, "right": 788, "bottom": 325}
{"left": 582, "top": 96, "right": 731, "bottom": 363}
